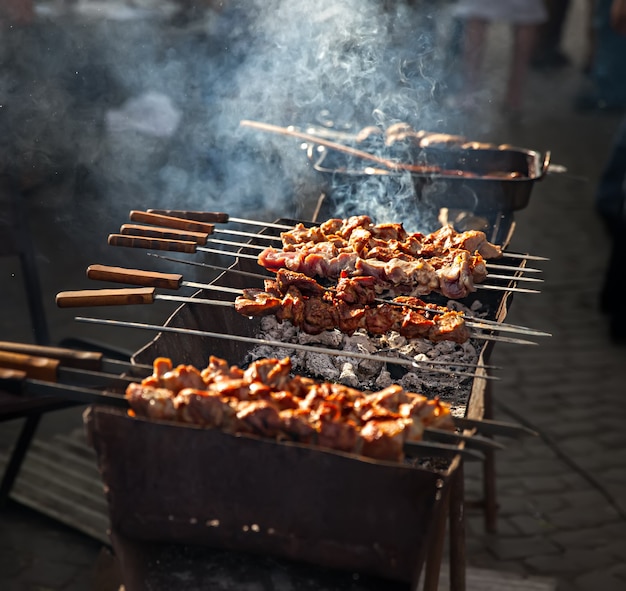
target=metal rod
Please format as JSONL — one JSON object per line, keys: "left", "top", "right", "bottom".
{"left": 86, "top": 264, "right": 542, "bottom": 336}
{"left": 147, "top": 253, "right": 271, "bottom": 280}
{"left": 487, "top": 263, "right": 542, "bottom": 274}
{"left": 228, "top": 217, "right": 293, "bottom": 230}
{"left": 217, "top": 224, "right": 548, "bottom": 263}
{"left": 476, "top": 284, "right": 539, "bottom": 294}
{"left": 460, "top": 273, "right": 543, "bottom": 284}
{"left": 0, "top": 340, "right": 152, "bottom": 373}
{"left": 146, "top": 209, "right": 548, "bottom": 261}
{"left": 70, "top": 279, "right": 537, "bottom": 345}
{"left": 214, "top": 228, "right": 551, "bottom": 265}
{"left": 203, "top": 239, "right": 543, "bottom": 273}
{"left": 146, "top": 256, "right": 548, "bottom": 335}
{"left": 74, "top": 316, "right": 498, "bottom": 380}
{"left": 374, "top": 301, "right": 550, "bottom": 337}
{"left": 215, "top": 228, "right": 281, "bottom": 241}
{"left": 501, "top": 252, "right": 549, "bottom": 262}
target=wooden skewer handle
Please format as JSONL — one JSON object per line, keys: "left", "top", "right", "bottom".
{"left": 120, "top": 224, "right": 210, "bottom": 245}
{"left": 56, "top": 287, "right": 156, "bottom": 308}
{"left": 147, "top": 209, "right": 229, "bottom": 223}
{"left": 87, "top": 264, "right": 183, "bottom": 290}
{"left": 129, "top": 210, "right": 215, "bottom": 233}
{"left": 0, "top": 368, "right": 27, "bottom": 394}
{"left": 108, "top": 234, "right": 197, "bottom": 253}
{"left": 0, "top": 351, "right": 60, "bottom": 382}
{"left": 0, "top": 341, "right": 103, "bottom": 371}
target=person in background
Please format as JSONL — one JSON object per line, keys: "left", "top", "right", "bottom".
{"left": 0, "top": 0, "right": 34, "bottom": 27}
{"left": 596, "top": 117, "right": 626, "bottom": 344}
{"left": 452, "top": 0, "right": 547, "bottom": 118}
{"left": 575, "top": 0, "right": 626, "bottom": 110}
{"left": 531, "top": 0, "right": 572, "bottom": 68}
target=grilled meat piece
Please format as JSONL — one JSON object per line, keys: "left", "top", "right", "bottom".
{"left": 125, "top": 356, "right": 457, "bottom": 463}
{"left": 334, "top": 274, "right": 378, "bottom": 305}
{"left": 234, "top": 282, "right": 472, "bottom": 343}
{"left": 360, "top": 419, "right": 408, "bottom": 462}
{"left": 126, "top": 382, "right": 178, "bottom": 421}
{"left": 236, "top": 400, "right": 283, "bottom": 437}
{"left": 259, "top": 245, "right": 485, "bottom": 300}
{"left": 235, "top": 288, "right": 282, "bottom": 317}
{"left": 175, "top": 388, "right": 236, "bottom": 429}
{"left": 275, "top": 268, "right": 326, "bottom": 297}
{"left": 243, "top": 357, "right": 291, "bottom": 389}
{"left": 419, "top": 225, "right": 502, "bottom": 259}
{"left": 428, "top": 312, "right": 471, "bottom": 343}
{"left": 142, "top": 363, "right": 206, "bottom": 392}
{"left": 277, "top": 217, "right": 502, "bottom": 261}
{"left": 201, "top": 355, "right": 244, "bottom": 383}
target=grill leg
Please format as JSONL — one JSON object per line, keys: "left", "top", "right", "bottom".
{"left": 449, "top": 462, "right": 466, "bottom": 591}
{"left": 0, "top": 413, "right": 42, "bottom": 507}
{"left": 482, "top": 380, "right": 499, "bottom": 533}
{"left": 422, "top": 478, "right": 452, "bottom": 591}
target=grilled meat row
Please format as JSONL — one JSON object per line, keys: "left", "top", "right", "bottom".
{"left": 125, "top": 356, "right": 455, "bottom": 462}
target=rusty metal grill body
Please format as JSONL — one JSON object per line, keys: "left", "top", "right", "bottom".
{"left": 85, "top": 217, "right": 519, "bottom": 588}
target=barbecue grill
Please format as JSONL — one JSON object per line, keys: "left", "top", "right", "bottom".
{"left": 78, "top": 212, "right": 527, "bottom": 590}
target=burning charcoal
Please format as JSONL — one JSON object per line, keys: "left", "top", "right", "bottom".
{"left": 297, "top": 329, "right": 343, "bottom": 348}
{"left": 374, "top": 369, "right": 394, "bottom": 390}
{"left": 303, "top": 352, "right": 340, "bottom": 382}
{"left": 338, "top": 362, "right": 359, "bottom": 388}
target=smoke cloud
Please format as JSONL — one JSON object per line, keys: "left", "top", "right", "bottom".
{"left": 1, "top": 0, "right": 463, "bottom": 234}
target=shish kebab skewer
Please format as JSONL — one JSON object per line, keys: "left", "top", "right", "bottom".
{"left": 107, "top": 234, "right": 540, "bottom": 296}
{"left": 0, "top": 366, "right": 533, "bottom": 440}
{"left": 0, "top": 368, "right": 488, "bottom": 462}
{"left": 196, "top": 237, "right": 543, "bottom": 279}
{"left": 123, "top": 212, "right": 543, "bottom": 275}
{"left": 134, "top": 210, "right": 545, "bottom": 273}
{"left": 56, "top": 286, "right": 537, "bottom": 348}
{"left": 0, "top": 340, "right": 152, "bottom": 375}
{"left": 145, "top": 208, "right": 549, "bottom": 262}
{"left": 146, "top": 253, "right": 551, "bottom": 337}
{"left": 86, "top": 264, "right": 549, "bottom": 338}
{"left": 0, "top": 350, "right": 140, "bottom": 389}
{"left": 71, "top": 314, "right": 500, "bottom": 380}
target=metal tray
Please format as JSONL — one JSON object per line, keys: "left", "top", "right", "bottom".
{"left": 308, "top": 144, "right": 550, "bottom": 214}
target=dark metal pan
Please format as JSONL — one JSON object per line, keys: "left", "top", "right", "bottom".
{"left": 308, "top": 144, "right": 550, "bottom": 213}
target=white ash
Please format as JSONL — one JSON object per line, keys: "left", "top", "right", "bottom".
{"left": 245, "top": 300, "right": 482, "bottom": 411}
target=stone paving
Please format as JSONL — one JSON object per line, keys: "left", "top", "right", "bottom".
{"left": 460, "top": 58, "right": 626, "bottom": 588}
{"left": 2, "top": 1, "right": 626, "bottom": 590}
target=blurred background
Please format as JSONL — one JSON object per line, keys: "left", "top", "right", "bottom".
{"left": 1, "top": 1, "right": 626, "bottom": 590}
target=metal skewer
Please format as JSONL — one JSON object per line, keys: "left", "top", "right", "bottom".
{"left": 373, "top": 300, "right": 551, "bottom": 337}
{"left": 86, "top": 265, "right": 546, "bottom": 338}
{"left": 0, "top": 340, "right": 152, "bottom": 374}
{"left": 87, "top": 264, "right": 244, "bottom": 296}
{"left": 197, "top": 238, "right": 543, "bottom": 274}
{"left": 499, "top": 252, "right": 549, "bottom": 262}
{"left": 57, "top": 286, "right": 534, "bottom": 348}
{"left": 109, "top": 234, "right": 541, "bottom": 292}
{"left": 146, "top": 255, "right": 548, "bottom": 335}
{"left": 483, "top": 274, "right": 543, "bottom": 283}
{"left": 73, "top": 316, "right": 498, "bottom": 380}
{"left": 0, "top": 368, "right": 488, "bottom": 461}
{"left": 210, "top": 229, "right": 549, "bottom": 264}
{"left": 109, "top": 236, "right": 541, "bottom": 295}
{"left": 145, "top": 209, "right": 549, "bottom": 261}
{"left": 0, "top": 350, "right": 140, "bottom": 389}
{"left": 0, "top": 368, "right": 130, "bottom": 407}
